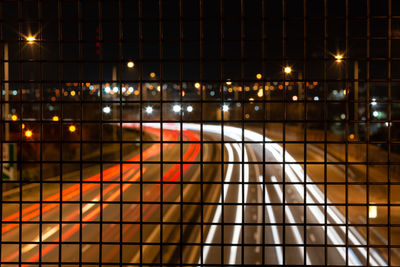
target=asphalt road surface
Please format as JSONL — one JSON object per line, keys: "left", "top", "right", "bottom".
{"left": 1, "top": 123, "right": 387, "bottom": 266}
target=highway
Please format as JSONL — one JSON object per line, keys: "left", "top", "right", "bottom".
{"left": 1, "top": 123, "right": 387, "bottom": 265}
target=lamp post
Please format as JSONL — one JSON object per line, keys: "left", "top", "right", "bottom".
{"left": 3, "top": 36, "right": 36, "bottom": 141}
{"left": 354, "top": 60, "right": 359, "bottom": 140}
{"left": 335, "top": 54, "right": 359, "bottom": 140}
{"left": 2, "top": 36, "right": 36, "bottom": 181}
{"left": 111, "top": 62, "right": 135, "bottom": 140}
{"left": 4, "top": 43, "right": 10, "bottom": 141}
{"left": 3, "top": 36, "right": 36, "bottom": 140}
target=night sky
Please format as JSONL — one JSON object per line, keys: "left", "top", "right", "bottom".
{"left": 1, "top": 0, "right": 400, "bottom": 87}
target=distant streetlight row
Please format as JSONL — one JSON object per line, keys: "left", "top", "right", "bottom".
{"left": 22, "top": 123, "right": 77, "bottom": 139}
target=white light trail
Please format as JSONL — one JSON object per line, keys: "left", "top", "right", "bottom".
{"left": 133, "top": 123, "right": 386, "bottom": 266}
{"left": 257, "top": 176, "right": 283, "bottom": 264}
{"left": 269, "top": 176, "right": 311, "bottom": 265}
{"left": 199, "top": 143, "right": 235, "bottom": 265}
{"left": 228, "top": 143, "right": 249, "bottom": 264}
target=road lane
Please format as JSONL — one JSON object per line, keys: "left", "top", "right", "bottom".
{"left": 1, "top": 125, "right": 202, "bottom": 265}
{"left": 178, "top": 124, "right": 387, "bottom": 266}
{"left": 1, "top": 123, "right": 389, "bottom": 266}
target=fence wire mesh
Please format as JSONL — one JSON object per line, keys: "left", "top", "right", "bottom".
{"left": 1, "top": 0, "right": 400, "bottom": 266}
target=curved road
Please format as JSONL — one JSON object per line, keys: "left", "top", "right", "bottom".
{"left": 0, "top": 123, "right": 388, "bottom": 266}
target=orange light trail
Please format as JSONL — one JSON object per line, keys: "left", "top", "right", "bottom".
{"left": 7, "top": 126, "right": 200, "bottom": 264}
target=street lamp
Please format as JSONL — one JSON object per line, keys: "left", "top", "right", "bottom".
{"left": 284, "top": 66, "right": 292, "bottom": 74}
{"left": 172, "top": 104, "right": 181, "bottom": 113}
{"left": 68, "top": 125, "right": 77, "bottom": 133}
{"left": 24, "top": 129, "right": 33, "bottom": 138}
{"left": 26, "top": 36, "right": 36, "bottom": 44}
{"left": 145, "top": 106, "right": 153, "bottom": 114}
{"left": 334, "top": 53, "right": 359, "bottom": 140}
{"left": 335, "top": 54, "right": 344, "bottom": 63}
{"left": 3, "top": 36, "right": 37, "bottom": 141}
{"left": 127, "top": 61, "right": 135, "bottom": 68}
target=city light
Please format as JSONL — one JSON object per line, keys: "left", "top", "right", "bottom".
{"left": 284, "top": 66, "right": 292, "bottom": 74}
{"left": 349, "top": 133, "right": 355, "bottom": 140}
{"left": 103, "top": 106, "right": 111, "bottom": 114}
{"left": 222, "top": 104, "right": 229, "bottom": 112}
{"left": 292, "top": 95, "right": 298, "bottom": 101}
{"left": 194, "top": 82, "right": 201, "bottom": 89}
{"left": 113, "top": 87, "right": 119, "bottom": 93}
{"left": 226, "top": 79, "right": 232, "bottom": 86}
{"left": 256, "top": 73, "right": 262, "bottom": 80}
{"left": 68, "top": 125, "right": 77, "bottom": 133}
{"left": 127, "top": 61, "right": 135, "bottom": 68}
{"left": 369, "top": 205, "right": 377, "bottom": 219}
{"left": 371, "top": 98, "right": 377, "bottom": 106}
{"left": 335, "top": 54, "right": 344, "bottom": 63}
{"left": 187, "top": 105, "right": 193, "bottom": 112}
{"left": 52, "top": 116, "right": 59, "bottom": 122}
{"left": 70, "top": 90, "right": 76, "bottom": 96}
{"left": 173, "top": 104, "right": 181, "bottom": 113}
{"left": 373, "top": 111, "right": 379, "bottom": 118}
{"left": 145, "top": 106, "right": 153, "bottom": 114}
{"left": 128, "top": 87, "right": 134, "bottom": 93}
{"left": 104, "top": 86, "right": 111, "bottom": 93}
{"left": 24, "top": 130, "right": 33, "bottom": 138}
{"left": 150, "top": 72, "right": 156, "bottom": 78}
{"left": 314, "top": 96, "right": 319, "bottom": 101}
{"left": 11, "top": 114, "right": 18, "bottom": 121}
{"left": 26, "top": 36, "right": 36, "bottom": 43}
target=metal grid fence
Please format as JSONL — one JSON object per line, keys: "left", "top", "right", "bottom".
{"left": 1, "top": 0, "right": 399, "bottom": 266}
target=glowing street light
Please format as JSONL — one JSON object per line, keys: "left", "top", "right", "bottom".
{"left": 369, "top": 205, "right": 377, "bottom": 219}
{"left": 172, "top": 104, "right": 181, "bottom": 113}
{"left": 26, "top": 36, "right": 36, "bottom": 44}
{"left": 194, "top": 82, "right": 201, "bottom": 89}
{"left": 150, "top": 72, "right": 156, "bottom": 78}
{"left": 222, "top": 104, "right": 229, "bottom": 112}
{"left": 68, "top": 125, "right": 77, "bottom": 133}
{"left": 335, "top": 54, "right": 344, "bottom": 63}
{"left": 256, "top": 73, "right": 262, "bottom": 80}
{"left": 284, "top": 66, "right": 292, "bottom": 74}
{"left": 187, "top": 105, "right": 193, "bottom": 112}
{"left": 25, "top": 129, "right": 33, "bottom": 138}
{"left": 127, "top": 61, "right": 135, "bottom": 68}
{"left": 145, "top": 106, "right": 153, "bottom": 114}
{"left": 103, "top": 106, "right": 111, "bottom": 114}
{"left": 4, "top": 35, "right": 37, "bottom": 141}
{"left": 226, "top": 79, "right": 232, "bottom": 86}
{"left": 11, "top": 114, "right": 18, "bottom": 121}
{"left": 52, "top": 115, "right": 59, "bottom": 122}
